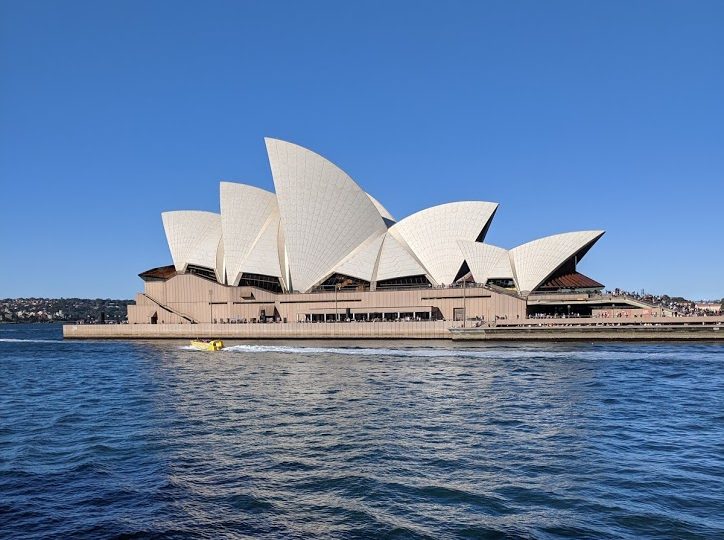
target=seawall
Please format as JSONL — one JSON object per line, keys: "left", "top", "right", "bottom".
{"left": 63, "top": 321, "right": 452, "bottom": 340}
{"left": 63, "top": 317, "right": 724, "bottom": 341}
{"left": 450, "top": 323, "right": 723, "bottom": 341}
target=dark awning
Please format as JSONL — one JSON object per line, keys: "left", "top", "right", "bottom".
{"left": 538, "top": 271, "right": 603, "bottom": 290}
{"left": 139, "top": 265, "right": 177, "bottom": 282}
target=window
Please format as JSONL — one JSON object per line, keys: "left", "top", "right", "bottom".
{"left": 375, "top": 275, "right": 431, "bottom": 290}
{"left": 239, "top": 273, "right": 283, "bottom": 293}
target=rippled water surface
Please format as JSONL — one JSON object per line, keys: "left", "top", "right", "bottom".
{"left": 1, "top": 324, "right": 723, "bottom": 539}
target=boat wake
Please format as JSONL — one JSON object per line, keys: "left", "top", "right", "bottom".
{"left": 171, "top": 345, "right": 712, "bottom": 361}
{"left": 177, "top": 343, "right": 520, "bottom": 358}
{"left": 221, "top": 344, "right": 477, "bottom": 358}
{"left": 224, "top": 344, "right": 600, "bottom": 360}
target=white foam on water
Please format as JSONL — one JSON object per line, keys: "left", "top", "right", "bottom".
{"left": 178, "top": 343, "right": 511, "bottom": 358}
{"left": 215, "top": 343, "right": 691, "bottom": 361}
{"left": 179, "top": 345, "right": 212, "bottom": 351}
{"left": 222, "top": 344, "right": 576, "bottom": 360}
{"left": 222, "top": 344, "right": 477, "bottom": 358}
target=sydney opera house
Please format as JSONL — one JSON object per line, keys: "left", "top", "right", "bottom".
{"left": 127, "top": 138, "right": 607, "bottom": 326}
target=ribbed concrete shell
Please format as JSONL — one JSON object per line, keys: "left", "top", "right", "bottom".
{"left": 510, "top": 231, "right": 605, "bottom": 294}
{"left": 220, "top": 182, "right": 279, "bottom": 285}
{"left": 240, "top": 215, "right": 283, "bottom": 280}
{"left": 215, "top": 238, "right": 225, "bottom": 283}
{"left": 155, "top": 139, "right": 606, "bottom": 298}
{"left": 333, "top": 233, "right": 386, "bottom": 282}
{"left": 161, "top": 211, "right": 222, "bottom": 274}
{"left": 277, "top": 225, "right": 290, "bottom": 291}
{"left": 265, "top": 137, "right": 387, "bottom": 292}
{"left": 389, "top": 202, "right": 498, "bottom": 286}
{"left": 457, "top": 241, "right": 513, "bottom": 283}
{"left": 374, "top": 233, "right": 428, "bottom": 282}
{"left": 367, "top": 193, "right": 395, "bottom": 224}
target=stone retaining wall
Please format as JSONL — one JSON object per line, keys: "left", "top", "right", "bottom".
{"left": 63, "top": 321, "right": 452, "bottom": 340}
{"left": 63, "top": 318, "right": 724, "bottom": 341}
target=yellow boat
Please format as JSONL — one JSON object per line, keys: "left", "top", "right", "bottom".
{"left": 189, "top": 339, "right": 224, "bottom": 351}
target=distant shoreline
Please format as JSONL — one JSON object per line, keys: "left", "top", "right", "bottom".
{"left": 1, "top": 298, "right": 132, "bottom": 324}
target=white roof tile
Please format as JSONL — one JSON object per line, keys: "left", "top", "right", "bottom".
{"left": 161, "top": 211, "right": 222, "bottom": 275}
{"left": 374, "top": 233, "right": 428, "bottom": 281}
{"left": 220, "top": 182, "right": 279, "bottom": 285}
{"left": 509, "top": 230, "right": 604, "bottom": 293}
{"left": 457, "top": 241, "right": 513, "bottom": 283}
{"left": 390, "top": 202, "right": 498, "bottom": 285}
{"left": 266, "top": 138, "right": 387, "bottom": 292}
{"left": 334, "top": 233, "right": 386, "bottom": 282}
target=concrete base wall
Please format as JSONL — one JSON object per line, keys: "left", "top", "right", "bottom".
{"left": 63, "top": 317, "right": 724, "bottom": 341}
{"left": 63, "top": 321, "right": 453, "bottom": 340}
{"left": 129, "top": 274, "right": 527, "bottom": 325}
{"left": 452, "top": 322, "right": 723, "bottom": 341}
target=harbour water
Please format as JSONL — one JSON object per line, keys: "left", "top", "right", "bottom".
{"left": 1, "top": 324, "right": 722, "bottom": 539}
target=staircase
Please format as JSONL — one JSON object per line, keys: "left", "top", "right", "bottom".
{"left": 142, "top": 293, "right": 198, "bottom": 323}
{"left": 617, "top": 295, "right": 676, "bottom": 316}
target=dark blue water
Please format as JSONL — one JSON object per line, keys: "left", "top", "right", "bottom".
{"left": 1, "top": 324, "right": 722, "bottom": 539}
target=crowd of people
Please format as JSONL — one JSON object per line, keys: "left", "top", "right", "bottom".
{"left": 528, "top": 312, "right": 587, "bottom": 319}
{"left": 606, "top": 289, "right": 722, "bottom": 317}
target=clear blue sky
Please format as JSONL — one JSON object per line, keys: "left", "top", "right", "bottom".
{"left": 1, "top": 1, "right": 722, "bottom": 300}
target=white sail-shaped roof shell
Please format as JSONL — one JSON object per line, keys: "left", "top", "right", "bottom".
{"left": 374, "top": 233, "right": 428, "bottom": 282}
{"left": 389, "top": 202, "right": 498, "bottom": 286}
{"left": 161, "top": 211, "right": 222, "bottom": 274}
{"left": 220, "top": 182, "right": 279, "bottom": 285}
{"left": 215, "top": 238, "right": 225, "bottom": 283}
{"left": 156, "top": 139, "right": 607, "bottom": 295}
{"left": 457, "top": 241, "right": 513, "bottom": 283}
{"left": 367, "top": 193, "right": 395, "bottom": 224}
{"left": 239, "top": 215, "right": 283, "bottom": 280}
{"left": 266, "top": 138, "right": 387, "bottom": 292}
{"left": 510, "top": 230, "right": 604, "bottom": 294}
{"left": 333, "top": 233, "right": 386, "bottom": 282}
